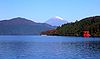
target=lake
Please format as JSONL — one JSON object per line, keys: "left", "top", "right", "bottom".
{"left": 0, "top": 36, "right": 100, "bottom": 59}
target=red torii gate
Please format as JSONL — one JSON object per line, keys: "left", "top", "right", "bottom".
{"left": 83, "top": 31, "right": 91, "bottom": 37}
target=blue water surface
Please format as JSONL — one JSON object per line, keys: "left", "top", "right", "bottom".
{"left": 0, "top": 36, "right": 100, "bottom": 59}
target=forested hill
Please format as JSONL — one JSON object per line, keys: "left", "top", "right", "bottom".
{"left": 42, "top": 16, "right": 100, "bottom": 37}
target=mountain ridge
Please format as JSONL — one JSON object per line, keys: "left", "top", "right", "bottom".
{"left": 0, "top": 17, "right": 55, "bottom": 35}
{"left": 42, "top": 16, "right": 100, "bottom": 37}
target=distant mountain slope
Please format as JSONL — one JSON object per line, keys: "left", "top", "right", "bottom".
{"left": 0, "top": 17, "right": 55, "bottom": 35}
{"left": 45, "top": 16, "right": 67, "bottom": 26}
{"left": 42, "top": 16, "right": 100, "bottom": 37}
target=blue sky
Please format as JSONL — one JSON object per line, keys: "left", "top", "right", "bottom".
{"left": 0, "top": 0, "right": 100, "bottom": 22}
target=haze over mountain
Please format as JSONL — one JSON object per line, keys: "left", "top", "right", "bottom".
{"left": 0, "top": 17, "right": 55, "bottom": 35}
{"left": 45, "top": 16, "right": 67, "bottom": 26}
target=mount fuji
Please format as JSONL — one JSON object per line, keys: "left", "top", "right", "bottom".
{"left": 45, "top": 16, "right": 67, "bottom": 26}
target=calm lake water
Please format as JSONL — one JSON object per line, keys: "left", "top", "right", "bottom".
{"left": 0, "top": 36, "right": 100, "bottom": 59}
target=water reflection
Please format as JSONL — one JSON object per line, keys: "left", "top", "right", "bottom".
{"left": 0, "top": 36, "right": 100, "bottom": 59}
{"left": 0, "top": 41, "right": 100, "bottom": 59}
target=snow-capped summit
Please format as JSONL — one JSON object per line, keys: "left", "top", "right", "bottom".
{"left": 54, "top": 16, "right": 64, "bottom": 20}
{"left": 45, "top": 16, "right": 67, "bottom": 26}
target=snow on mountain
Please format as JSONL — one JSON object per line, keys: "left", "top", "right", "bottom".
{"left": 45, "top": 16, "right": 67, "bottom": 26}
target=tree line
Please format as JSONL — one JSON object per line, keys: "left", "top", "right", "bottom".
{"left": 41, "top": 16, "right": 100, "bottom": 37}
